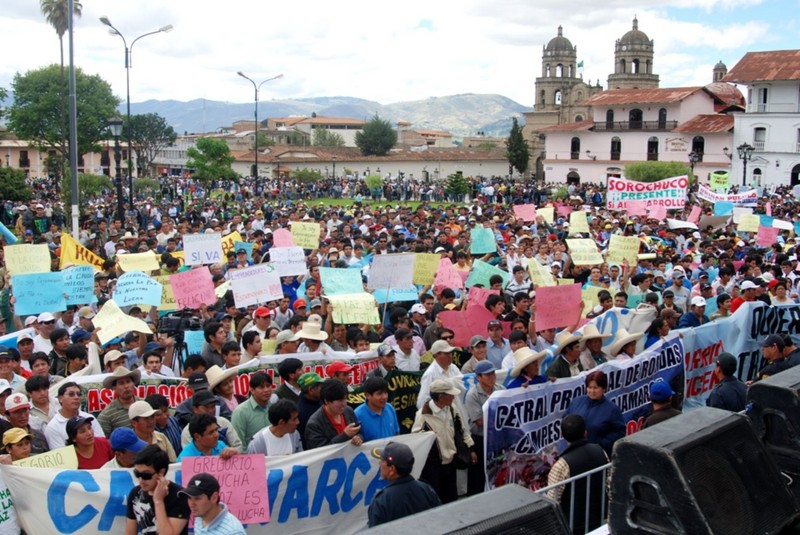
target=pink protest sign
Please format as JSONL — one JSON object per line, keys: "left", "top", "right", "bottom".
{"left": 626, "top": 201, "right": 647, "bottom": 217}
{"left": 556, "top": 204, "right": 573, "bottom": 217}
{"left": 648, "top": 205, "right": 667, "bottom": 221}
{"left": 181, "top": 454, "right": 269, "bottom": 526}
{"left": 766, "top": 202, "right": 772, "bottom": 216}
{"left": 433, "top": 258, "right": 463, "bottom": 290}
{"left": 688, "top": 205, "right": 702, "bottom": 224}
{"left": 272, "top": 228, "right": 294, "bottom": 247}
{"left": 756, "top": 225, "right": 779, "bottom": 247}
{"left": 513, "top": 204, "right": 537, "bottom": 222}
{"left": 467, "top": 287, "right": 499, "bottom": 310}
{"left": 169, "top": 267, "right": 216, "bottom": 309}
{"left": 439, "top": 305, "right": 508, "bottom": 348}
{"left": 534, "top": 283, "right": 582, "bottom": 330}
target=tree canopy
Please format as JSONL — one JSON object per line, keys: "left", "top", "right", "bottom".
{"left": 124, "top": 113, "right": 177, "bottom": 177}
{"left": 355, "top": 115, "right": 397, "bottom": 156}
{"left": 292, "top": 168, "right": 323, "bottom": 183}
{"left": 624, "top": 161, "right": 690, "bottom": 183}
{"left": 7, "top": 65, "right": 119, "bottom": 158}
{"left": 185, "top": 137, "right": 238, "bottom": 184}
{"left": 0, "top": 167, "right": 33, "bottom": 202}
{"left": 313, "top": 128, "right": 345, "bottom": 147}
{"left": 506, "top": 117, "right": 529, "bottom": 176}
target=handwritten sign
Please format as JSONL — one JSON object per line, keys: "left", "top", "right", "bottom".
{"left": 569, "top": 211, "right": 590, "bottom": 234}
{"left": 373, "top": 287, "right": 420, "bottom": 304}
{"left": 412, "top": 253, "right": 439, "bottom": 285}
{"left": 13, "top": 445, "right": 77, "bottom": 468}
{"left": 229, "top": 264, "right": 283, "bottom": 307}
{"left": 181, "top": 454, "right": 269, "bottom": 525}
{"left": 328, "top": 293, "right": 380, "bottom": 325}
{"left": 59, "top": 234, "right": 104, "bottom": 271}
{"left": 556, "top": 204, "right": 573, "bottom": 218}
{"left": 368, "top": 254, "right": 414, "bottom": 290}
{"left": 271, "top": 228, "right": 294, "bottom": 247}
{"left": 465, "top": 260, "right": 509, "bottom": 288}
{"left": 169, "top": 267, "right": 216, "bottom": 309}
{"left": 513, "top": 204, "right": 537, "bottom": 222}
{"left": 116, "top": 251, "right": 160, "bottom": 273}
{"left": 439, "top": 305, "right": 497, "bottom": 349}
{"left": 269, "top": 246, "right": 307, "bottom": 277}
{"left": 467, "top": 287, "right": 499, "bottom": 310}
{"left": 220, "top": 231, "right": 244, "bottom": 258}
{"left": 709, "top": 172, "right": 729, "bottom": 191}
{"left": 581, "top": 286, "right": 604, "bottom": 318}
{"left": 566, "top": 239, "right": 603, "bottom": 266}
{"left": 737, "top": 214, "right": 760, "bottom": 233}
{"left": 92, "top": 299, "right": 151, "bottom": 345}
{"left": 11, "top": 272, "right": 66, "bottom": 315}
{"left": 291, "top": 222, "right": 321, "bottom": 250}
{"left": 757, "top": 225, "right": 780, "bottom": 248}
{"left": 184, "top": 330, "right": 206, "bottom": 355}
{"left": 63, "top": 265, "right": 96, "bottom": 305}
{"left": 528, "top": 259, "right": 556, "bottom": 287}
{"left": 534, "top": 283, "right": 581, "bottom": 330}
{"left": 606, "top": 235, "right": 641, "bottom": 265}
{"left": 732, "top": 206, "right": 753, "bottom": 224}
{"left": 152, "top": 275, "right": 177, "bottom": 311}
{"left": 538, "top": 206, "right": 554, "bottom": 224}
{"left": 470, "top": 228, "right": 496, "bottom": 255}
{"left": 4, "top": 244, "right": 51, "bottom": 274}
{"left": 113, "top": 271, "right": 163, "bottom": 307}
{"left": 183, "top": 233, "right": 224, "bottom": 266}
{"left": 320, "top": 267, "right": 363, "bottom": 295}
{"left": 433, "top": 258, "right": 463, "bottom": 290}
{"left": 688, "top": 206, "right": 702, "bottom": 224}
{"left": 648, "top": 205, "right": 667, "bottom": 221}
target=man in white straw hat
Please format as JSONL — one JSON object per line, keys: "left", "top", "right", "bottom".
{"left": 547, "top": 330, "right": 584, "bottom": 380}
{"left": 295, "top": 322, "right": 332, "bottom": 354}
{"left": 608, "top": 328, "right": 644, "bottom": 360}
{"left": 417, "top": 340, "right": 463, "bottom": 410}
{"left": 507, "top": 348, "right": 547, "bottom": 389}
{"left": 578, "top": 324, "right": 612, "bottom": 371}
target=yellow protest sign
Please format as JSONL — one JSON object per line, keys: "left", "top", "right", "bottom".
{"left": 291, "top": 222, "right": 321, "bottom": 250}
{"left": 116, "top": 251, "right": 160, "bottom": 273}
{"left": 261, "top": 339, "right": 277, "bottom": 355}
{"left": 606, "top": 235, "right": 641, "bottom": 265}
{"left": 4, "top": 244, "right": 51, "bottom": 274}
{"left": 412, "top": 253, "right": 439, "bottom": 285}
{"left": 220, "top": 231, "right": 244, "bottom": 258}
{"left": 59, "top": 233, "right": 104, "bottom": 271}
{"left": 738, "top": 214, "right": 760, "bottom": 233}
{"left": 14, "top": 445, "right": 78, "bottom": 468}
{"left": 566, "top": 239, "right": 603, "bottom": 266}
{"left": 557, "top": 278, "right": 575, "bottom": 285}
{"left": 328, "top": 293, "right": 380, "bottom": 325}
{"left": 569, "top": 211, "right": 590, "bottom": 234}
{"left": 581, "top": 286, "right": 603, "bottom": 318}
{"left": 170, "top": 250, "right": 185, "bottom": 266}
{"left": 709, "top": 171, "right": 729, "bottom": 191}
{"left": 153, "top": 275, "right": 177, "bottom": 311}
{"left": 538, "top": 206, "right": 554, "bottom": 224}
{"left": 93, "top": 300, "right": 152, "bottom": 344}
{"left": 215, "top": 280, "right": 231, "bottom": 299}
{"left": 528, "top": 259, "right": 556, "bottom": 287}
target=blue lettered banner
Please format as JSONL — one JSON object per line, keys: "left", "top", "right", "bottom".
{"left": 1, "top": 433, "right": 435, "bottom": 534}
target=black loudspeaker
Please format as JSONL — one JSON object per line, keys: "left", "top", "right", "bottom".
{"left": 608, "top": 407, "right": 798, "bottom": 535}
{"left": 366, "top": 484, "right": 570, "bottom": 534}
{"left": 748, "top": 364, "right": 800, "bottom": 502}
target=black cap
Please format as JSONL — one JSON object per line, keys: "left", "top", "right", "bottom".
{"left": 178, "top": 473, "right": 220, "bottom": 497}
{"left": 716, "top": 353, "right": 738, "bottom": 376}
{"left": 187, "top": 372, "right": 209, "bottom": 391}
{"left": 66, "top": 416, "right": 94, "bottom": 441}
{"left": 761, "top": 334, "right": 786, "bottom": 350}
{"left": 372, "top": 442, "right": 414, "bottom": 472}
{"left": 191, "top": 390, "right": 218, "bottom": 407}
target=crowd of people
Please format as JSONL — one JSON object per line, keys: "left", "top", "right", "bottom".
{"left": 0, "top": 174, "right": 796, "bottom": 532}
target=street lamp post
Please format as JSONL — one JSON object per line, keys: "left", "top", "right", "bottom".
{"left": 236, "top": 72, "right": 284, "bottom": 193}
{"left": 688, "top": 150, "right": 699, "bottom": 178}
{"left": 737, "top": 143, "right": 754, "bottom": 187}
{"left": 100, "top": 16, "right": 173, "bottom": 204}
{"left": 332, "top": 155, "right": 336, "bottom": 181}
{"left": 108, "top": 115, "right": 124, "bottom": 220}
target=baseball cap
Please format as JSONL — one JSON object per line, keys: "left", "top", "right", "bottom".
{"left": 475, "top": 360, "right": 496, "bottom": 375}
{"left": 429, "top": 379, "right": 460, "bottom": 395}
{"left": 77, "top": 306, "right": 96, "bottom": 319}
{"left": 5, "top": 392, "right": 30, "bottom": 412}
{"left": 430, "top": 340, "right": 456, "bottom": 354}
{"left": 178, "top": 473, "right": 220, "bottom": 498}
{"left": 663, "top": 289, "right": 674, "bottom": 298}
{"left": 37, "top": 312, "right": 55, "bottom": 323}
{"left": 66, "top": 416, "right": 94, "bottom": 441}
{"left": 309, "top": 299, "right": 322, "bottom": 309}
{"left": 2, "top": 428, "right": 33, "bottom": 448}
{"left": 23, "top": 317, "right": 38, "bottom": 327}
{"left": 470, "top": 335, "right": 487, "bottom": 347}
{"left": 293, "top": 299, "right": 308, "bottom": 309}
{"left": 409, "top": 303, "right": 427, "bottom": 315}
{"left": 297, "top": 372, "right": 324, "bottom": 391}
{"left": 377, "top": 344, "right": 396, "bottom": 357}
{"left": 372, "top": 442, "right": 415, "bottom": 472}
{"left": 740, "top": 280, "right": 758, "bottom": 291}
{"left": 128, "top": 400, "right": 157, "bottom": 420}
{"left": 71, "top": 328, "right": 92, "bottom": 343}
{"left": 326, "top": 361, "right": 354, "bottom": 376}
{"left": 275, "top": 330, "right": 297, "bottom": 346}
{"left": 253, "top": 306, "right": 271, "bottom": 318}
{"left": 109, "top": 427, "right": 148, "bottom": 453}
{"left": 716, "top": 352, "right": 738, "bottom": 375}
{"left": 691, "top": 296, "right": 707, "bottom": 307}
{"left": 487, "top": 320, "right": 502, "bottom": 330}
{"left": 187, "top": 372, "right": 209, "bottom": 391}
{"left": 191, "top": 390, "right": 219, "bottom": 407}
{"left": 16, "top": 331, "right": 34, "bottom": 344}
{"left": 700, "top": 283, "right": 712, "bottom": 291}
{"left": 761, "top": 334, "right": 786, "bottom": 350}
{"left": 0, "top": 380, "right": 12, "bottom": 395}
{"left": 649, "top": 380, "right": 675, "bottom": 402}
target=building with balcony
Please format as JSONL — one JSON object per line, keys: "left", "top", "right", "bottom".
{"left": 0, "top": 134, "right": 130, "bottom": 178}
{"left": 723, "top": 50, "right": 800, "bottom": 187}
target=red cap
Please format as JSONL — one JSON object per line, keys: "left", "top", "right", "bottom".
{"left": 293, "top": 298, "right": 308, "bottom": 309}
{"left": 326, "top": 361, "right": 354, "bottom": 375}
{"left": 253, "top": 306, "right": 271, "bottom": 318}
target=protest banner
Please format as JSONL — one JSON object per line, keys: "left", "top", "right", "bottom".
{"left": 538, "top": 206, "right": 555, "bottom": 224}
{"left": 234, "top": 241, "right": 256, "bottom": 261}
{"left": 368, "top": 254, "right": 414, "bottom": 290}
{"left": 569, "top": 211, "right": 589, "bottom": 234}
{"left": 220, "top": 231, "right": 244, "bottom": 258}
{"left": 1, "top": 433, "right": 436, "bottom": 535}
{"left": 92, "top": 300, "right": 151, "bottom": 345}
{"left": 709, "top": 171, "right": 729, "bottom": 191}
{"left": 528, "top": 258, "right": 556, "bottom": 287}
{"left": 0, "top": 221, "right": 17, "bottom": 244}
{"left": 412, "top": 253, "right": 439, "bottom": 285}
{"left": 465, "top": 260, "right": 510, "bottom": 288}
{"left": 328, "top": 293, "right": 380, "bottom": 325}
{"left": 116, "top": 251, "right": 160, "bottom": 273}
{"left": 713, "top": 201, "right": 734, "bottom": 216}
{"left": 513, "top": 204, "right": 537, "bottom": 222}
{"left": 63, "top": 265, "right": 96, "bottom": 305}
{"left": 433, "top": 258, "right": 463, "bottom": 290}
{"left": 348, "top": 369, "right": 424, "bottom": 433}
{"left": 152, "top": 275, "right": 177, "bottom": 311}
{"left": 320, "top": 267, "right": 363, "bottom": 295}
{"left": 470, "top": 228, "right": 496, "bottom": 255}
{"left": 372, "top": 287, "right": 419, "bottom": 304}
{"left": 183, "top": 233, "right": 224, "bottom": 266}
{"left": 230, "top": 264, "right": 283, "bottom": 307}
{"left": 687, "top": 205, "right": 701, "bottom": 224}
{"left": 606, "top": 175, "right": 688, "bottom": 210}
{"left": 113, "top": 271, "right": 163, "bottom": 307}
{"left": 484, "top": 335, "right": 683, "bottom": 490}
{"left": 291, "top": 222, "right": 321, "bottom": 249}
{"left": 169, "top": 267, "right": 216, "bottom": 310}
{"left": 182, "top": 454, "right": 269, "bottom": 525}
{"left": 269, "top": 247, "right": 306, "bottom": 277}
{"left": 11, "top": 272, "right": 66, "bottom": 316}
{"left": 14, "top": 446, "right": 77, "bottom": 469}
{"left": 271, "top": 228, "right": 294, "bottom": 247}
{"left": 534, "top": 283, "right": 581, "bottom": 330}
{"left": 757, "top": 225, "right": 780, "bottom": 247}
{"left": 565, "top": 239, "right": 603, "bottom": 266}
{"left": 606, "top": 235, "right": 641, "bottom": 265}
{"left": 59, "top": 233, "right": 104, "bottom": 271}
{"left": 4, "top": 244, "right": 50, "bottom": 274}
{"left": 697, "top": 184, "right": 757, "bottom": 206}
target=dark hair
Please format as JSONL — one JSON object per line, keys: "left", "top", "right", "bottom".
{"left": 488, "top": 274, "right": 504, "bottom": 287}
{"left": 585, "top": 370, "right": 608, "bottom": 390}
{"left": 50, "top": 328, "right": 70, "bottom": 344}
{"left": 561, "top": 414, "right": 587, "bottom": 442}
{"left": 66, "top": 344, "right": 87, "bottom": 361}
{"left": 716, "top": 293, "right": 731, "bottom": 305}
{"left": 513, "top": 291, "right": 529, "bottom": 303}
{"left": 57, "top": 381, "right": 81, "bottom": 397}
{"left": 144, "top": 393, "right": 169, "bottom": 411}
{"left": 363, "top": 376, "right": 388, "bottom": 395}
{"left": 241, "top": 331, "right": 260, "bottom": 348}
{"left": 29, "top": 352, "right": 49, "bottom": 367}
{"left": 647, "top": 318, "right": 667, "bottom": 339}
{"left": 440, "top": 288, "right": 456, "bottom": 299}
{"left": 268, "top": 399, "right": 297, "bottom": 426}
{"left": 484, "top": 294, "right": 505, "bottom": 310}
{"left": 320, "top": 378, "right": 348, "bottom": 404}
{"left": 277, "top": 358, "right": 303, "bottom": 381}
{"left": 615, "top": 291, "right": 628, "bottom": 301}
{"left": 346, "top": 327, "right": 364, "bottom": 346}
{"left": 221, "top": 341, "right": 240, "bottom": 356}
{"left": 598, "top": 290, "right": 612, "bottom": 302}
{"left": 249, "top": 372, "right": 272, "bottom": 389}
{"left": 286, "top": 315, "right": 305, "bottom": 330}
{"left": 203, "top": 322, "right": 223, "bottom": 343}
{"left": 184, "top": 354, "right": 207, "bottom": 373}
{"left": 509, "top": 330, "right": 528, "bottom": 344}
{"left": 134, "top": 444, "right": 170, "bottom": 473}
{"left": 188, "top": 413, "right": 218, "bottom": 440}
{"left": 25, "top": 374, "right": 50, "bottom": 393}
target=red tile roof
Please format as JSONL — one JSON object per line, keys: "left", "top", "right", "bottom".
{"left": 723, "top": 50, "right": 800, "bottom": 83}
{"left": 581, "top": 87, "right": 703, "bottom": 106}
{"left": 539, "top": 119, "right": 595, "bottom": 132}
{"left": 672, "top": 114, "right": 734, "bottom": 134}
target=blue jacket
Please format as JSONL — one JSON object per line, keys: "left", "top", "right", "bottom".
{"left": 566, "top": 395, "right": 625, "bottom": 456}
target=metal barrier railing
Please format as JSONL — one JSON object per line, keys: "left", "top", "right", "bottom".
{"left": 535, "top": 462, "right": 612, "bottom": 534}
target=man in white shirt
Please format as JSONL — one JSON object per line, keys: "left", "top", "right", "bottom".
{"left": 417, "top": 340, "right": 464, "bottom": 411}
{"left": 45, "top": 382, "right": 105, "bottom": 449}
{"left": 392, "top": 328, "right": 420, "bottom": 372}
{"left": 247, "top": 399, "right": 303, "bottom": 455}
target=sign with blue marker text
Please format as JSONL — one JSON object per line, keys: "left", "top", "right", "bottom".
{"left": 183, "top": 233, "right": 223, "bottom": 266}
{"left": 63, "top": 265, "right": 97, "bottom": 305}
{"left": 113, "top": 271, "right": 163, "bottom": 307}
{"left": 11, "top": 272, "right": 66, "bottom": 315}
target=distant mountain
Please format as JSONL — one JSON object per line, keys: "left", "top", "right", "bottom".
{"left": 126, "top": 93, "right": 528, "bottom": 139}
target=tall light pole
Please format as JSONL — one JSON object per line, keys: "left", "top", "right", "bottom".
{"left": 737, "top": 142, "right": 754, "bottom": 187}
{"left": 688, "top": 150, "right": 699, "bottom": 179}
{"left": 108, "top": 115, "right": 124, "bottom": 220}
{"left": 100, "top": 16, "right": 173, "bottom": 205}
{"left": 236, "top": 72, "right": 284, "bottom": 192}
{"left": 332, "top": 155, "right": 337, "bottom": 181}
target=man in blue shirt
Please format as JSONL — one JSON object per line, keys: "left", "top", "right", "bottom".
{"left": 354, "top": 377, "right": 400, "bottom": 441}
{"left": 177, "top": 414, "right": 238, "bottom": 460}
{"left": 677, "top": 296, "right": 710, "bottom": 328}
{"left": 486, "top": 320, "right": 510, "bottom": 369}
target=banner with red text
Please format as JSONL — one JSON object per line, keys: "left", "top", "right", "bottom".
{"left": 606, "top": 175, "right": 688, "bottom": 210}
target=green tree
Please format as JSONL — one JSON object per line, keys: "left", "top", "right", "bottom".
{"left": 8, "top": 65, "right": 119, "bottom": 159}
{"left": 0, "top": 87, "right": 7, "bottom": 121}
{"left": 444, "top": 172, "right": 470, "bottom": 200}
{"left": 506, "top": 117, "right": 529, "bottom": 176}
{"left": 365, "top": 174, "right": 383, "bottom": 191}
{"left": 185, "top": 137, "right": 238, "bottom": 184}
{"left": 252, "top": 132, "right": 274, "bottom": 150}
{"left": 133, "top": 178, "right": 160, "bottom": 195}
{"left": 287, "top": 130, "right": 308, "bottom": 146}
{"left": 624, "top": 161, "right": 690, "bottom": 183}
{"left": 355, "top": 115, "right": 397, "bottom": 156}
{"left": 60, "top": 172, "right": 113, "bottom": 211}
{"left": 312, "top": 128, "right": 345, "bottom": 147}
{"left": 293, "top": 168, "right": 323, "bottom": 183}
{"left": 0, "top": 167, "right": 33, "bottom": 202}
{"left": 124, "top": 113, "right": 177, "bottom": 177}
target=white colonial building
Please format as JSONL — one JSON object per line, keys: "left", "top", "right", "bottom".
{"left": 723, "top": 50, "right": 800, "bottom": 188}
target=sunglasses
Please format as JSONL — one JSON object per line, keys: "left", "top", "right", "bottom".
{"left": 441, "top": 336, "right": 454, "bottom": 341}
{"left": 133, "top": 470, "right": 156, "bottom": 480}
{"left": 41, "top": 320, "right": 55, "bottom": 325}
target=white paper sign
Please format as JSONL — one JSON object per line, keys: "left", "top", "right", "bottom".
{"left": 367, "top": 254, "right": 414, "bottom": 290}
{"left": 269, "top": 247, "right": 307, "bottom": 277}
{"left": 182, "top": 233, "right": 223, "bottom": 266}
{"left": 229, "top": 264, "right": 283, "bottom": 307}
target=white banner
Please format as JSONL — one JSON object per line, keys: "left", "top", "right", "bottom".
{"left": 697, "top": 184, "right": 758, "bottom": 206}
{"left": 606, "top": 175, "right": 688, "bottom": 210}
{"left": 1, "top": 433, "right": 435, "bottom": 534}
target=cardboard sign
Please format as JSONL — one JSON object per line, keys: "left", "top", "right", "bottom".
{"left": 63, "top": 265, "right": 96, "bottom": 305}
{"left": 569, "top": 211, "right": 590, "bottom": 234}
{"left": 320, "top": 267, "right": 363, "bottom": 295}
{"left": 4, "top": 244, "right": 51, "bottom": 275}
{"left": 271, "top": 228, "right": 294, "bottom": 247}
{"left": 534, "top": 283, "right": 582, "bottom": 330}
{"left": 169, "top": 267, "right": 216, "bottom": 309}
{"left": 513, "top": 204, "right": 537, "bottom": 222}
{"left": 538, "top": 206, "right": 555, "bottom": 224}
{"left": 648, "top": 205, "right": 667, "bottom": 221}
{"left": 116, "top": 251, "right": 160, "bottom": 273}
{"left": 269, "top": 246, "right": 307, "bottom": 277}
{"left": 737, "top": 213, "right": 760, "bottom": 233}
{"left": 328, "top": 293, "right": 380, "bottom": 325}
{"left": 528, "top": 259, "right": 556, "bottom": 288}
{"left": 152, "top": 275, "right": 177, "bottom": 312}
{"left": 688, "top": 205, "right": 702, "bottom": 224}
{"left": 13, "top": 445, "right": 77, "bottom": 468}
{"left": 113, "top": 271, "right": 163, "bottom": 307}
{"left": 11, "top": 272, "right": 66, "bottom": 315}
{"left": 220, "top": 231, "right": 244, "bottom": 258}
{"left": 229, "top": 264, "right": 283, "bottom": 307}
{"left": 565, "top": 239, "right": 603, "bottom": 266}
{"left": 92, "top": 300, "right": 151, "bottom": 344}
{"left": 291, "top": 222, "right": 321, "bottom": 250}
{"left": 470, "top": 228, "right": 497, "bottom": 255}
{"left": 368, "top": 254, "right": 414, "bottom": 290}
{"left": 233, "top": 241, "right": 255, "bottom": 261}
{"left": 465, "top": 260, "right": 509, "bottom": 288}
{"left": 607, "top": 235, "right": 641, "bottom": 265}
{"left": 183, "top": 233, "right": 224, "bottom": 266}
{"left": 433, "top": 258, "right": 463, "bottom": 290}
{"left": 756, "top": 225, "right": 780, "bottom": 248}
{"left": 412, "top": 253, "right": 439, "bottom": 285}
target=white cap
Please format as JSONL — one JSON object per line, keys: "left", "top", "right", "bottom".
{"left": 37, "top": 312, "right": 55, "bottom": 322}
{"left": 691, "top": 296, "right": 707, "bottom": 307}
{"left": 409, "top": 304, "right": 426, "bottom": 315}
{"left": 740, "top": 280, "right": 758, "bottom": 290}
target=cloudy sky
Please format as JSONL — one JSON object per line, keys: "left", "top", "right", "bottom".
{"left": 0, "top": 0, "right": 795, "bottom": 108}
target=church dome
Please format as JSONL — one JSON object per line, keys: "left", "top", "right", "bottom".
{"left": 714, "top": 60, "right": 727, "bottom": 70}
{"left": 546, "top": 26, "right": 574, "bottom": 52}
{"left": 619, "top": 17, "right": 650, "bottom": 46}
